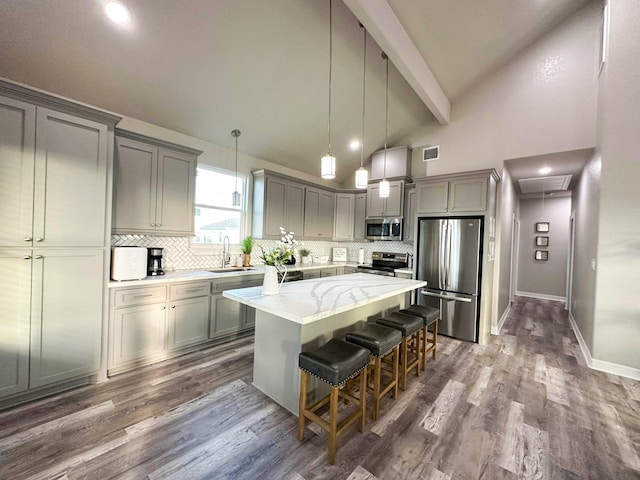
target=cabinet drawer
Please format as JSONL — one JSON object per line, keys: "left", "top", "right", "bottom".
{"left": 303, "top": 270, "right": 321, "bottom": 280}
{"left": 114, "top": 286, "right": 167, "bottom": 307}
{"left": 170, "top": 282, "right": 210, "bottom": 300}
{"left": 211, "top": 275, "right": 263, "bottom": 293}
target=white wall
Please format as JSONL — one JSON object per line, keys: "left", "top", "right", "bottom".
{"left": 571, "top": 152, "right": 601, "bottom": 352}
{"left": 495, "top": 168, "right": 518, "bottom": 323}
{"left": 591, "top": 0, "right": 640, "bottom": 370}
{"left": 399, "top": 1, "right": 600, "bottom": 178}
{"left": 517, "top": 196, "right": 571, "bottom": 299}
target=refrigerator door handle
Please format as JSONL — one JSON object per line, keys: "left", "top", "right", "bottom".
{"left": 446, "top": 221, "right": 453, "bottom": 288}
{"left": 419, "top": 289, "right": 473, "bottom": 303}
{"left": 438, "top": 222, "right": 445, "bottom": 289}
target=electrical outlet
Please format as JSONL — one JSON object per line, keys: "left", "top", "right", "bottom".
{"left": 591, "top": 259, "right": 596, "bottom": 271}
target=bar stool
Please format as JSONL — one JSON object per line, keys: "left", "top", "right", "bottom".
{"left": 400, "top": 304, "right": 440, "bottom": 371}
{"left": 297, "top": 338, "right": 370, "bottom": 464}
{"left": 345, "top": 323, "right": 402, "bottom": 421}
{"left": 376, "top": 312, "right": 423, "bottom": 390}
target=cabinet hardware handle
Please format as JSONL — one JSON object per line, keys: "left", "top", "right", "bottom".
{"left": 151, "top": 223, "right": 156, "bottom": 227}
{"left": 171, "top": 305, "right": 176, "bottom": 309}
{"left": 35, "top": 237, "right": 44, "bottom": 242}
{"left": 156, "top": 224, "right": 161, "bottom": 227}
{"left": 24, "top": 237, "right": 33, "bottom": 242}
{"left": 161, "top": 306, "right": 166, "bottom": 310}
{"left": 23, "top": 255, "right": 31, "bottom": 260}
{"left": 34, "top": 255, "right": 43, "bottom": 259}
{"left": 133, "top": 294, "right": 153, "bottom": 298}
{"left": 184, "top": 289, "right": 201, "bottom": 293}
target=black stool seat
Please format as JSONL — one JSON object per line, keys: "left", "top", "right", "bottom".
{"left": 376, "top": 312, "right": 423, "bottom": 337}
{"left": 299, "top": 338, "right": 370, "bottom": 386}
{"left": 400, "top": 304, "right": 440, "bottom": 327}
{"left": 345, "top": 323, "right": 402, "bottom": 357}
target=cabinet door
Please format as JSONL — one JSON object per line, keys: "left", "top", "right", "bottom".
{"left": 448, "top": 177, "right": 488, "bottom": 212}
{"left": 318, "top": 189, "right": 335, "bottom": 238}
{"left": 404, "top": 188, "right": 416, "bottom": 242}
{"left": 286, "top": 182, "right": 305, "bottom": 236}
{"left": 333, "top": 193, "right": 355, "bottom": 240}
{"left": 320, "top": 267, "right": 337, "bottom": 277}
{"left": 0, "top": 251, "right": 32, "bottom": 397}
{"left": 303, "top": 270, "right": 320, "bottom": 280}
{"left": 366, "top": 184, "right": 385, "bottom": 217}
{"left": 264, "top": 176, "right": 287, "bottom": 237}
{"left": 168, "top": 296, "right": 210, "bottom": 350}
{"left": 242, "top": 305, "right": 256, "bottom": 330}
{"left": 34, "top": 109, "right": 108, "bottom": 246}
{"left": 113, "top": 137, "right": 158, "bottom": 233}
{"left": 210, "top": 293, "right": 243, "bottom": 338}
{"left": 29, "top": 249, "right": 104, "bottom": 388}
{"left": 354, "top": 193, "right": 367, "bottom": 240}
{"left": 156, "top": 149, "right": 196, "bottom": 234}
{"left": 416, "top": 182, "right": 449, "bottom": 214}
{"left": 304, "top": 186, "right": 334, "bottom": 238}
{"left": 385, "top": 181, "right": 404, "bottom": 217}
{"left": 0, "top": 96, "right": 35, "bottom": 247}
{"left": 112, "top": 303, "right": 166, "bottom": 366}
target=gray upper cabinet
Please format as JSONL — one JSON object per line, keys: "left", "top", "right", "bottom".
{"left": 252, "top": 172, "right": 305, "bottom": 239}
{"left": 403, "top": 185, "right": 416, "bottom": 242}
{"left": 0, "top": 97, "right": 108, "bottom": 247}
{"left": 369, "top": 146, "right": 412, "bottom": 181}
{"left": 113, "top": 132, "right": 199, "bottom": 236}
{"left": 367, "top": 180, "right": 404, "bottom": 217}
{"left": 416, "top": 173, "right": 493, "bottom": 215}
{"left": 333, "top": 193, "right": 355, "bottom": 241}
{"left": 354, "top": 193, "right": 367, "bottom": 240}
{"left": 303, "top": 186, "right": 335, "bottom": 238}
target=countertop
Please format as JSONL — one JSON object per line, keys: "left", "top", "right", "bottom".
{"left": 108, "top": 262, "right": 360, "bottom": 288}
{"left": 222, "top": 273, "right": 426, "bottom": 325}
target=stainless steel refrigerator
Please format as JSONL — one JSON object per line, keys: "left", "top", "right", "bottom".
{"left": 416, "top": 217, "right": 482, "bottom": 342}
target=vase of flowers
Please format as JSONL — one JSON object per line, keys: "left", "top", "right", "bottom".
{"left": 241, "top": 236, "right": 253, "bottom": 267}
{"left": 259, "top": 227, "right": 301, "bottom": 295}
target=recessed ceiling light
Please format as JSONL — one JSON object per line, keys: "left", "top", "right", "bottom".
{"left": 538, "top": 166, "right": 552, "bottom": 175}
{"left": 350, "top": 140, "right": 361, "bottom": 151}
{"left": 105, "top": 1, "right": 131, "bottom": 25}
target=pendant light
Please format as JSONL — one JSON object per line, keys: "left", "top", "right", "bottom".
{"left": 379, "top": 52, "right": 390, "bottom": 198}
{"left": 355, "top": 24, "right": 368, "bottom": 189}
{"left": 231, "top": 129, "right": 241, "bottom": 206}
{"left": 321, "top": 0, "right": 336, "bottom": 179}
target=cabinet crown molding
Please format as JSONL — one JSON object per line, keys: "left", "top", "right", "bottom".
{"left": 115, "top": 129, "right": 203, "bottom": 156}
{"left": 414, "top": 168, "right": 501, "bottom": 184}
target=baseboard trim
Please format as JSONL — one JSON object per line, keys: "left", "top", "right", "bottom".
{"left": 568, "top": 312, "right": 640, "bottom": 381}
{"left": 492, "top": 304, "right": 511, "bottom": 335}
{"left": 515, "top": 291, "right": 566, "bottom": 303}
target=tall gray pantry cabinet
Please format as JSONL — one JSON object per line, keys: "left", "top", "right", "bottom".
{"left": 0, "top": 82, "right": 120, "bottom": 403}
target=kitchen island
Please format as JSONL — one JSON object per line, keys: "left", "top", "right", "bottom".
{"left": 223, "top": 273, "right": 426, "bottom": 414}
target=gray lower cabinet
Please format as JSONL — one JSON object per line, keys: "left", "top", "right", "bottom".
{"left": 0, "top": 249, "right": 104, "bottom": 397}
{"left": 112, "top": 302, "right": 167, "bottom": 366}
{"left": 168, "top": 285, "right": 210, "bottom": 350}
{"left": 210, "top": 274, "right": 263, "bottom": 339}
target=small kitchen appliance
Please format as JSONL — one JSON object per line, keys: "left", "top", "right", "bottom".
{"left": 111, "top": 246, "right": 147, "bottom": 281}
{"left": 147, "top": 247, "right": 165, "bottom": 276}
{"left": 365, "top": 218, "right": 403, "bottom": 241}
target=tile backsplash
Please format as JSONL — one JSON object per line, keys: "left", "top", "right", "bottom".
{"left": 111, "top": 235, "right": 413, "bottom": 270}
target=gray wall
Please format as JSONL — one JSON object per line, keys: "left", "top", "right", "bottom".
{"left": 517, "top": 196, "right": 571, "bottom": 298}
{"left": 496, "top": 168, "right": 518, "bottom": 322}
{"left": 591, "top": 0, "right": 640, "bottom": 369}
{"left": 571, "top": 152, "right": 601, "bottom": 352}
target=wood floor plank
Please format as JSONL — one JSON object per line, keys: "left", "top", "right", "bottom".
{"left": 419, "top": 379, "right": 466, "bottom": 435}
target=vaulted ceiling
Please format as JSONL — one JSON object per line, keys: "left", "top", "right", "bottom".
{"left": 0, "top": 0, "right": 590, "bottom": 186}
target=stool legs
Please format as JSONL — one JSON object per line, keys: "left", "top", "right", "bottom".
{"left": 371, "top": 344, "right": 400, "bottom": 421}
{"left": 421, "top": 320, "right": 439, "bottom": 371}
{"left": 328, "top": 386, "right": 339, "bottom": 464}
{"left": 297, "top": 370, "right": 308, "bottom": 441}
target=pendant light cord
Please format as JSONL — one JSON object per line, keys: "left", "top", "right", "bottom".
{"left": 327, "top": 0, "right": 333, "bottom": 156}
{"left": 234, "top": 135, "right": 238, "bottom": 191}
{"left": 383, "top": 52, "right": 389, "bottom": 178}
{"left": 360, "top": 27, "right": 366, "bottom": 169}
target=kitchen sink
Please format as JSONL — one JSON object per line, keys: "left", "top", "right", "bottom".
{"left": 208, "top": 267, "right": 255, "bottom": 274}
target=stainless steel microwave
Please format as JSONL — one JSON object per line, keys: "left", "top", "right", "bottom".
{"left": 365, "top": 218, "right": 403, "bottom": 241}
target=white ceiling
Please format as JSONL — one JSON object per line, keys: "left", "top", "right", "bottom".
{"left": 0, "top": 0, "right": 591, "bottom": 186}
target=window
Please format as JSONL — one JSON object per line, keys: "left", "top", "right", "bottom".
{"left": 192, "top": 166, "right": 245, "bottom": 245}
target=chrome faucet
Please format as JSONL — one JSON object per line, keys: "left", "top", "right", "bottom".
{"left": 222, "top": 236, "right": 231, "bottom": 268}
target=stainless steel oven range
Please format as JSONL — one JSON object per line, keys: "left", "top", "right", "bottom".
{"left": 357, "top": 251, "right": 408, "bottom": 277}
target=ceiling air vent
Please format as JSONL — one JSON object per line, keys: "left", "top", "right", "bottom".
{"left": 518, "top": 175, "right": 572, "bottom": 194}
{"left": 422, "top": 146, "right": 439, "bottom": 162}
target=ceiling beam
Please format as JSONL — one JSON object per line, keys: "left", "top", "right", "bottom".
{"left": 344, "top": 0, "right": 451, "bottom": 125}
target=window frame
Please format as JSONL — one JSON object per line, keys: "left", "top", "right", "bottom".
{"left": 190, "top": 165, "right": 248, "bottom": 253}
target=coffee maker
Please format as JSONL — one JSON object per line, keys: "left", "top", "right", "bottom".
{"left": 147, "top": 247, "right": 165, "bottom": 276}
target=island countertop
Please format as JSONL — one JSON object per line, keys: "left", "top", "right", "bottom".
{"left": 222, "top": 273, "right": 426, "bottom": 325}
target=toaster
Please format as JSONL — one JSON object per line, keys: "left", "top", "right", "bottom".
{"left": 111, "top": 246, "right": 148, "bottom": 281}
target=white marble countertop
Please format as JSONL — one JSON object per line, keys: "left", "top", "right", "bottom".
{"left": 222, "top": 273, "right": 426, "bottom": 325}
{"left": 108, "top": 262, "right": 359, "bottom": 288}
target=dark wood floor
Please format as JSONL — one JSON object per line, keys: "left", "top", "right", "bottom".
{"left": 1, "top": 296, "right": 639, "bottom": 480}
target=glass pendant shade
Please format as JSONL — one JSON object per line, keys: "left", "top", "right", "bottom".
{"left": 379, "top": 179, "right": 390, "bottom": 197}
{"left": 231, "top": 190, "right": 241, "bottom": 206}
{"left": 321, "top": 155, "right": 336, "bottom": 179}
{"left": 355, "top": 167, "right": 368, "bottom": 189}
